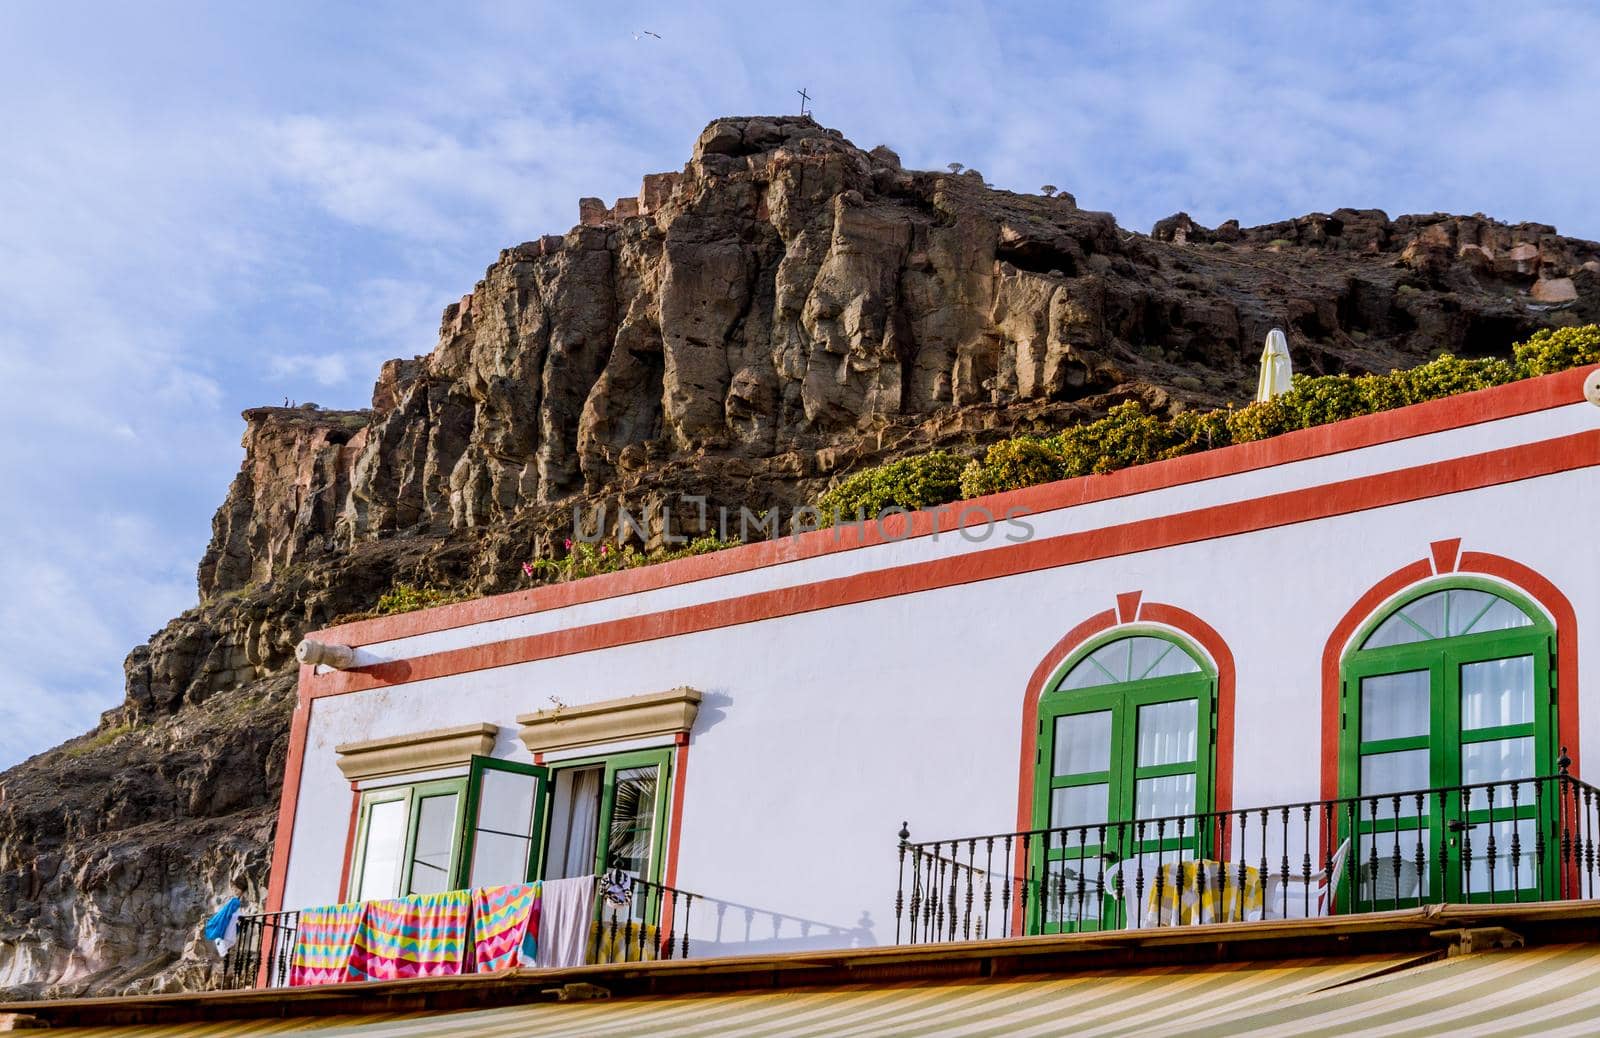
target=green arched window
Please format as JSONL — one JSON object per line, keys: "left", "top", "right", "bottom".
{"left": 1032, "top": 630, "right": 1217, "bottom": 932}
{"left": 1340, "top": 578, "right": 1557, "bottom": 905}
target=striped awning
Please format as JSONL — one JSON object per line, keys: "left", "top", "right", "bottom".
{"left": 38, "top": 944, "right": 1600, "bottom": 1037}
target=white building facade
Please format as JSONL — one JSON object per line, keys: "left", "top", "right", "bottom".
{"left": 265, "top": 364, "right": 1600, "bottom": 955}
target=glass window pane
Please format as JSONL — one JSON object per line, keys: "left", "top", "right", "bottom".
{"left": 1360, "top": 749, "right": 1430, "bottom": 803}
{"left": 477, "top": 768, "right": 539, "bottom": 836}
{"left": 1462, "top": 817, "right": 1537, "bottom": 893}
{"left": 1051, "top": 783, "right": 1108, "bottom": 831}
{"left": 470, "top": 831, "right": 533, "bottom": 888}
{"left": 1135, "top": 773, "right": 1196, "bottom": 820}
{"left": 1363, "top": 613, "right": 1426, "bottom": 650}
{"left": 357, "top": 797, "right": 408, "bottom": 901}
{"left": 1402, "top": 592, "right": 1447, "bottom": 641}
{"left": 1355, "top": 830, "right": 1430, "bottom": 903}
{"left": 1460, "top": 596, "right": 1535, "bottom": 636}
{"left": 1137, "top": 700, "right": 1198, "bottom": 767}
{"left": 1460, "top": 657, "right": 1534, "bottom": 731}
{"left": 407, "top": 792, "right": 459, "bottom": 895}
{"left": 1360, "top": 671, "right": 1431, "bottom": 742}
{"left": 1053, "top": 711, "right": 1112, "bottom": 777}
{"left": 607, "top": 766, "right": 659, "bottom": 883}
{"left": 1462, "top": 737, "right": 1535, "bottom": 810}
{"left": 1062, "top": 637, "right": 1200, "bottom": 689}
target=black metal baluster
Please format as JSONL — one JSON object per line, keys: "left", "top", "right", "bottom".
{"left": 1302, "top": 804, "right": 1313, "bottom": 919}
{"left": 1279, "top": 806, "right": 1290, "bottom": 917}
{"left": 1345, "top": 799, "right": 1359, "bottom": 914}
{"left": 680, "top": 893, "right": 694, "bottom": 959}
{"left": 1487, "top": 783, "right": 1499, "bottom": 901}
{"left": 962, "top": 839, "right": 976, "bottom": 940}
{"left": 1075, "top": 827, "right": 1090, "bottom": 928}
{"left": 1461, "top": 788, "right": 1474, "bottom": 902}
{"left": 1390, "top": 794, "right": 1403, "bottom": 910}
{"left": 1258, "top": 808, "right": 1270, "bottom": 917}
{"left": 1584, "top": 785, "right": 1596, "bottom": 899}
{"left": 1154, "top": 818, "right": 1167, "bottom": 927}
{"left": 1560, "top": 769, "right": 1574, "bottom": 898}
{"left": 946, "top": 841, "right": 960, "bottom": 942}
{"left": 1323, "top": 803, "right": 1336, "bottom": 917}
{"left": 1018, "top": 832, "right": 1031, "bottom": 938}
{"left": 1134, "top": 821, "right": 1147, "bottom": 929}
{"left": 1366, "top": 798, "right": 1379, "bottom": 912}
{"left": 908, "top": 846, "right": 924, "bottom": 943}
{"left": 1510, "top": 783, "right": 1522, "bottom": 902}
{"left": 1414, "top": 792, "right": 1427, "bottom": 905}
{"left": 895, "top": 823, "right": 909, "bottom": 944}
{"left": 665, "top": 888, "right": 679, "bottom": 959}
{"left": 1535, "top": 778, "right": 1547, "bottom": 901}
{"left": 983, "top": 836, "right": 995, "bottom": 940}
{"left": 1001, "top": 834, "right": 1014, "bottom": 938}
{"left": 933, "top": 841, "right": 947, "bottom": 942}
{"left": 1054, "top": 828, "right": 1068, "bottom": 930}
{"left": 1095, "top": 823, "right": 1108, "bottom": 933}
{"left": 1436, "top": 789, "right": 1450, "bottom": 909}
{"left": 1237, "top": 810, "right": 1250, "bottom": 920}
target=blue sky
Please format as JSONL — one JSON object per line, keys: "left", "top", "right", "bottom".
{"left": 1, "top": 1, "right": 1597, "bottom": 769}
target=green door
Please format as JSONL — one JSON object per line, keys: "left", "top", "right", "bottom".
{"left": 1033, "top": 632, "right": 1216, "bottom": 932}
{"left": 1340, "top": 581, "right": 1556, "bottom": 908}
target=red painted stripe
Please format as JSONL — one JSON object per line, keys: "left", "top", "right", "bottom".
{"left": 312, "top": 366, "right": 1599, "bottom": 649}
{"left": 309, "top": 430, "right": 1600, "bottom": 698}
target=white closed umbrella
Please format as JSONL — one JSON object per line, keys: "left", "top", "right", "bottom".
{"left": 1254, "top": 328, "right": 1293, "bottom": 403}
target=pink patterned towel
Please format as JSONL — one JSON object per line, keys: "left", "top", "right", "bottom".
{"left": 348, "top": 889, "right": 472, "bottom": 981}
{"left": 471, "top": 883, "right": 543, "bottom": 973}
{"left": 287, "top": 902, "right": 366, "bottom": 986}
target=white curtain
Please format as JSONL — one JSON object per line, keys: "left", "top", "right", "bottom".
{"left": 558, "top": 768, "right": 603, "bottom": 879}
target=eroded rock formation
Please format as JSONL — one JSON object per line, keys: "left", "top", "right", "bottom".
{"left": 4, "top": 115, "right": 1598, "bottom": 998}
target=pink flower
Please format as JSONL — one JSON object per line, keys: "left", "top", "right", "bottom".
{"left": 564, "top": 538, "right": 573, "bottom": 550}
{"left": 600, "top": 544, "right": 610, "bottom": 556}
{"left": 521, "top": 562, "right": 534, "bottom": 578}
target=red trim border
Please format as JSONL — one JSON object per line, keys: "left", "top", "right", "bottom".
{"left": 1318, "top": 550, "right": 1581, "bottom": 802}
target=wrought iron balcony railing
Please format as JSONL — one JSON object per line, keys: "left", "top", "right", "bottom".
{"left": 894, "top": 764, "right": 1600, "bottom": 944}
{"left": 219, "top": 872, "right": 706, "bottom": 989}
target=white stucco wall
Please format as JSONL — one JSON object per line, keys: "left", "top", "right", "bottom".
{"left": 278, "top": 394, "right": 1600, "bottom": 955}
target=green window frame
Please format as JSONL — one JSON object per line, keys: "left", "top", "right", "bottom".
{"left": 453, "top": 756, "right": 550, "bottom": 890}
{"left": 347, "top": 777, "right": 468, "bottom": 902}
{"left": 546, "top": 747, "right": 674, "bottom": 888}
{"left": 1031, "top": 628, "right": 1217, "bottom": 933}
{"left": 1338, "top": 577, "right": 1558, "bottom": 907}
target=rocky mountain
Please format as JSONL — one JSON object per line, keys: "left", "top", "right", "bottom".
{"left": 3, "top": 115, "right": 1598, "bottom": 999}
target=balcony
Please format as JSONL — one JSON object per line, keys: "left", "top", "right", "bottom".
{"left": 218, "top": 872, "right": 706, "bottom": 990}
{"left": 894, "top": 767, "right": 1600, "bottom": 943}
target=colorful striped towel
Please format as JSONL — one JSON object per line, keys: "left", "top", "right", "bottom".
{"left": 348, "top": 890, "right": 472, "bottom": 981}
{"left": 288, "top": 902, "right": 366, "bottom": 986}
{"left": 471, "top": 883, "right": 542, "bottom": 972}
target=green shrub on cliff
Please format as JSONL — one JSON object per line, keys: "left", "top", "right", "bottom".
{"left": 816, "top": 451, "right": 968, "bottom": 527}
{"left": 830, "top": 324, "right": 1600, "bottom": 509}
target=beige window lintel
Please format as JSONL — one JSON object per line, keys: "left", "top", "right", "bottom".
{"left": 335, "top": 722, "right": 499, "bottom": 782}
{"left": 517, "top": 687, "right": 701, "bottom": 755}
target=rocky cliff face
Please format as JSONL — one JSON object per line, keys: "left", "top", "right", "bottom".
{"left": 3, "top": 115, "right": 1598, "bottom": 999}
